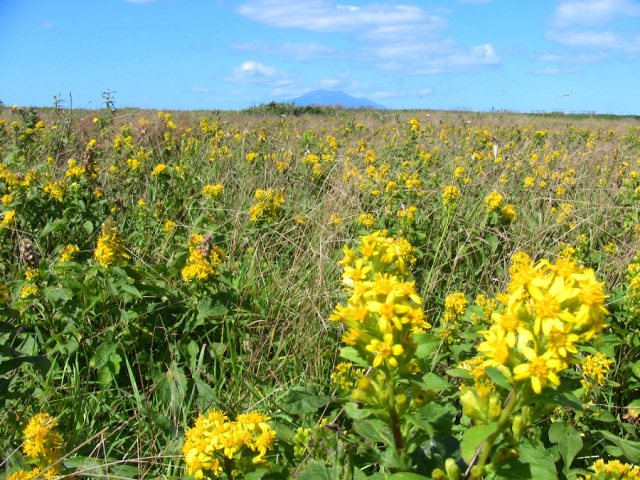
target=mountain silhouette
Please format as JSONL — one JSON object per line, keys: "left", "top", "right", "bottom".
{"left": 289, "top": 90, "right": 386, "bottom": 109}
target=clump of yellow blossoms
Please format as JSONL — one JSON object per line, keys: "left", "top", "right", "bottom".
{"left": 249, "top": 189, "right": 285, "bottom": 223}
{"left": 581, "top": 352, "right": 613, "bottom": 389}
{"left": 59, "top": 244, "right": 80, "bottom": 263}
{"left": 579, "top": 458, "right": 640, "bottom": 479}
{"left": 484, "top": 190, "right": 516, "bottom": 222}
{"left": 357, "top": 213, "right": 376, "bottom": 228}
{"left": 625, "top": 252, "right": 640, "bottom": 316}
{"left": 202, "top": 183, "right": 224, "bottom": 199}
{"left": 484, "top": 190, "right": 504, "bottom": 212}
{"left": 94, "top": 219, "right": 129, "bottom": 268}
{"left": 476, "top": 251, "right": 608, "bottom": 394}
{"left": 442, "top": 185, "right": 461, "bottom": 208}
{"left": 1, "top": 209, "right": 16, "bottom": 228}
{"left": 181, "top": 233, "right": 225, "bottom": 283}
{"left": 7, "top": 413, "right": 64, "bottom": 480}
{"left": 330, "top": 231, "right": 430, "bottom": 374}
{"left": 182, "top": 410, "right": 276, "bottom": 479}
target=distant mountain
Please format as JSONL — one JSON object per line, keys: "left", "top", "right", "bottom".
{"left": 289, "top": 90, "right": 386, "bottom": 109}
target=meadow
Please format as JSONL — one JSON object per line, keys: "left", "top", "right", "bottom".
{"left": 1, "top": 103, "right": 640, "bottom": 479}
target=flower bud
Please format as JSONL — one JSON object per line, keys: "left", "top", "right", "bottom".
{"left": 445, "top": 458, "right": 461, "bottom": 480}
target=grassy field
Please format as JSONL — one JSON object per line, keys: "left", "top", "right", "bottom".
{"left": 1, "top": 104, "right": 640, "bottom": 479}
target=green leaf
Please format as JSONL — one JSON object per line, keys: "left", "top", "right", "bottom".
{"left": 90, "top": 341, "right": 117, "bottom": 369}
{"left": 518, "top": 441, "right": 559, "bottom": 479}
{"left": 83, "top": 220, "right": 94, "bottom": 235}
{"left": 43, "top": 286, "right": 72, "bottom": 304}
{"left": 460, "top": 422, "right": 498, "bottom": 464}
{"left": 445, "top": 367, "right": 473, "bottom": 380}
{"left": 485, "top": 366, "right": 512, "bottom": 390}
{"left": 0, "top": 355, "right": 51, "bottom": 376}
{"left": 549, "top": 423, "right": 582, "bottom": 472}
{"left": 339, "top": 346, "right": 369, "bottom": 367}
{"left": 414, "top": 333, "right": 440, "bottom": 359}
{"left": 388, "top": 474, "right": 432, "bottom": 479}
{"left": 352, "top": 418, "right": 395, "bottom": 446}
{"left": 344, "top": 401, "right": 373, "bottom": 420}
{"left": 279, "top": 386, "right": 330, "bottom": 415}
{"left": 119, "top": 283, "right": 143, "bottom": 299}
{"left": 597, "top": 430, "right": 640, "bottom": 463}
{"left": 421, "top": 372, "right": 450, "bottom": 391}
{"left": 295, "top": 460, "right": 335, "bottom": 480}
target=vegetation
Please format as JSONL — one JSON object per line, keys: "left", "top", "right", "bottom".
{"left": 1, "top": 103, "right": 640, "bottom": 479}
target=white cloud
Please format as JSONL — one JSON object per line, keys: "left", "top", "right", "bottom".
{"left": 237, "top": 1, "right": 443, "bottom": 35}
{"left": 236, "top": 0, "right": 498, "bottom": 74}
{"left": 231, "top": 41, "right": 338, "bottom": 60}
{"left": 546, "top": 29, "right": 640, "bottom": 51}
{"left": 552, "top": 0, "right": 640, "bottom": 26}
{"left": 533, "top": 66, "right": 583, "bottom": 75}
{"left": 41, "top": 21, "right": 54, "bottom": 29}
{"left": 225, "top": 61, "right": 291, "bottom": 86}
{"left": 538, "top": 52, "right": 609, "bottom": 63}
{"left": 369, "top": 88, "right": 433, "bottom": 99}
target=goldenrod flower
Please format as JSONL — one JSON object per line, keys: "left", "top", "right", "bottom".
{"left": 442, "top": 185, "right": 461, "bottom": 207}
{"left": 59, "top": 244, "right": 80, "bottom": 263}
{"left": 366, "top": 333, "right": 404, "bottom": 368}
{"left": 484, "top": 190, "right": 504, "bottom": 212}
{"left": 21, "top": 413, "right": 63, "bottom": 476}
{"left": 1, "top": 209, "right": 16, "bottom": 228}
{"left": 513, "top": 349, "right": 563, "bottom": 394}
{"left": 94, "top": 219, "right": 129, "bottom": 268}
{"left": 201, "top": 183, "right": 224, "bottom": 198}
{"left": 181, "top": 234, "right": 225, "bottom": 283}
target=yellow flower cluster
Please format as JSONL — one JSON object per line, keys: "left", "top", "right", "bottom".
{"left": 477, "top": 253, "right": 608, "bottom": 394}
{"left": 183, "top": 410, "right": 276, "bottom": 479}
{"left": 580, "top": 459, "right": 640, "bottom": 479}
{"left": 625, "top": 253, "right": 640, "bottom": 316}
{"left": 581, "top": 352, "right": 613, "bottom": 389}
{"left": 484, "top": 189, "right": 516, "bottom": 222}
{"left": 181, "top": 234, "right": 225, "bottom": 283}
{"left": 1, "top": 209, "right": 16, "bottom": 228}
{"left": 7, "top": 413, "right": 63, "bottom": 479}
{"left": 248, "top": 189, "right": 285, "bottom": 223}
{"left": 439, "top": 292, "right": 468, "bottom": 344}
{"left": 330, "top": 231, "right": 429, "bottom": 372}
{"left": 201, "top": 183, "right": 224, "bottom": 199}
{"left": 442, "top": 185, "right": 461, "bottom": 208}
{"left": 59, "top": 244, "right": 80, "bottom": 263}
{"left": 64, "top": 159, "right": 84, "bottom": 179}
{"left": 94, "top": 219, "right": 130, "bottom": 268}
{"left": 43, "top": 181, "right": 64, "bottom": 202}
{"left": 150, "top": 163, "right": 168, "bottom": 177}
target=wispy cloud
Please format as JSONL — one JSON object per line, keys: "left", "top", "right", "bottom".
{"left": 552, "top": 0, "right": 640, "bottom": 26}
{"left": 41, "top": 21, "right": 55, "bottom": 29}
{"left": 546, "top": 29, "right": 640, "bottom": 51}
{"left": 231, "top": 41, "right": 338, "bottom": 60}
{"left": 538, "top": 52, "right": 610, "bottom": 63}
{"left": 188, "top": 86, "right": 212, "bottom": 94}
{"left": 236, "top": 0, "right": 499, "bottom": 75}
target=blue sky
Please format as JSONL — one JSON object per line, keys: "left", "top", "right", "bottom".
{"left": 1, "top": 0, "right": 640, "bottom": 113}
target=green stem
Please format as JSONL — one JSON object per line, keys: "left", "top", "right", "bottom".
{"left": 470, "top": 384, "right": 521, "bottom": 479}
